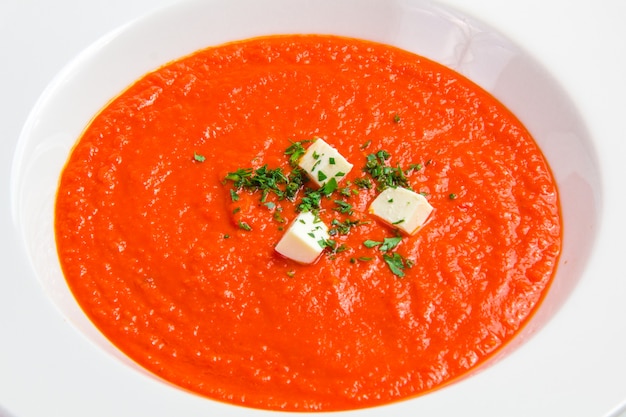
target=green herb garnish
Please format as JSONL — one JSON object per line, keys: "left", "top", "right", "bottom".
{"left": 383, "top": 252, "right": 406, "bottom": 277}
{"left": 229, "top": 189, "right": 239, "bottom": 202}
{"left": 225, "top": 165, "right": 290, "bottom": 201}
{"left": 353, "top": 177, "right": 373, "bottom": 190}
{"left": 317, "top": 238, "right": 337, "bottom": 250}
{"left": 329, "top": 218, "right": 362, "bottom": 236}
{"left": 363, "top": 239, "right": 382, "bottom": 248}
{"left": 320, "top": 177, "right": 338, "bottom": 195}
{"left": 333, "top": 200, "right": 354, "bottom": 215}
{"left": 407, "top": 163, "right": 423, "bottom": 173}
{"left": 238, "top": 221, "right": 252, "bottom": 231}
{"left": 298, "top": 188, "right": 322, "bottom": 213}
{"left": 193, "top": 152, "right": 206, "bottom": 162}
{"left": 339, "top": 185, "right": 353, "bottom": 198}
{"left": 379, "top": 236, "right": 402, "bottom": 251}
{"left": 363, "top": 149, "right": 410, "bottom": 191}
{"left": 285, "top": 140, "right": 309, "bottom": 167}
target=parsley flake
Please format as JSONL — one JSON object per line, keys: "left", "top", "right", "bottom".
{"left": 329, "top": 218, "right": 363, "bottom": 236}
{"left": 363, "top": 149, "right": 411, "bottom": 191}
{"left": 229, "top": 189, "right": 239, "bottom": 202}
{"left": 238, "top": 221, "right": 252, "bottom": 231}
{"left": 380, "top": 236, "right": 402, "bottom": 251}
{"left": 383, "top": 252, "right": 406, "bottom": 277}
{"left": 285, "top": 140, "right": 309, "bottom": 167}
{"left": 333, "top": 200, "right": 354, "bottom": 215}
{"left": 363, "top": 239, "right": 382, "bottom": 248}
{"left": 353, "top": 177, "right": 373, "bottom": 190}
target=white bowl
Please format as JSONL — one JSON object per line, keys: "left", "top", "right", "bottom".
{"left": 9, "top": 0, "right": 612, "bottom": 416}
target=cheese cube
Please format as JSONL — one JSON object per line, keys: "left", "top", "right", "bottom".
{"left": 298, "top": 138, "right": 353, "bottom": 187}
{"left": 369, "top": 187, "right": 433, "bottom": 235}
{"left": 275, "top": 211, "right": 330, "bottom": 264}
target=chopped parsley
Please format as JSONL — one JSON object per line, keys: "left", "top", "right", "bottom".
{"left": 339, "top": 185, "right": 353, "bottom": 198}
{"left": 285, "top": 168, "right": 306, "bottom": 200}
{"left": 379, "top": 236, "right": 402, "bottom": 251}
{"left": 353, "top": 177, "right": 373, "bottom": 190}
{"left": 363, "top": 236, "right": 402, "bottom": 251}
{"left": 350, "top": 256, "right": 374, "bottom": 264}
{"left": 317, "top": 238, "right": 336, "bottom": 250}
{"left": 273, "top": 208, "right": 286, "bottom": 223}
{"left": 238, "top": 220, "right": 252, "bottom": 231}
{"left": 285, "top": 140, "right": 309, "bottom": 167}
{"left": 383, "top": 252, "right": 408, "bottom": 277}
{"left": 229, "top": 189, "right": 239, "bottom": 202}
{"left": 224, "top": 167, "right": 252, "bottom": 186}
{"left": 193, "top": 152, "right": 206, "bottom": 162}
{"left": 333, "top": 200, "right": 354, "bottom": 215}
{"left": 320, "top": 177, "right": 338, "bottom": 195}
{"left": 225, "top": 164, "right": 305, "bottom": 203}
{"left": 317, "top": 238, "right": 350, "bottom": 255}
{"left": 297, "top": 178, "right": 337, "bottom": 213}
{"left": 362, "top": 236, "right": 409, "bottom": 276}
{"left": 363, "top": 239, "right": 382, "bottom": 248}
{"left": 297, "top": 188, "right": 322, "bottom": 213}
{"left": 329, "top": 218, "right": 363, "bottom": 236}
{"left": 407, "top": 163, "right": 423, "bottom": 173}
{"left": 222, "top": 140, "right": 425, "bottom": 279}
{"left": 363, "top": 149, "right": 411, "bottom": 191}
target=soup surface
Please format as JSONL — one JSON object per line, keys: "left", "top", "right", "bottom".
{"left": 55, "top": 35, "right": 561, "bottom": 411}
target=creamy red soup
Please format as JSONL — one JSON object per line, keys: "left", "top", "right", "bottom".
{"left": 55, "top": 35, "right": 561, "bottom": 411}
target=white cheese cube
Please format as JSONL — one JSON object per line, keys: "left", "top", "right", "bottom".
{"left": 275, "top": 211, "right": 330, "bottom": 264}
{"left": 298, "top": 138, "right": 353, "bottom": 187}
{"left": 369, "top": 187, "right": 433, "bottom": 235}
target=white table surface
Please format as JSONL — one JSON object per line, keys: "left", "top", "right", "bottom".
{"left": 1, "top": 1, "right": 625, "bottom": 416}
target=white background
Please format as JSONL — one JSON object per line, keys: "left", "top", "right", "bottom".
{"left": 1, "top": 0, "right": 625, "bottom": 416}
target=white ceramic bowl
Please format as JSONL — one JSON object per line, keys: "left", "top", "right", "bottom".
{"left": 9, "top": 0, "right": 609, "bottom": 416}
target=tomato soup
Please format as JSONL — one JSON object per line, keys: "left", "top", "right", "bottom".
{"left": 55, "top": 35, "right": 561, "bottom": 411}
